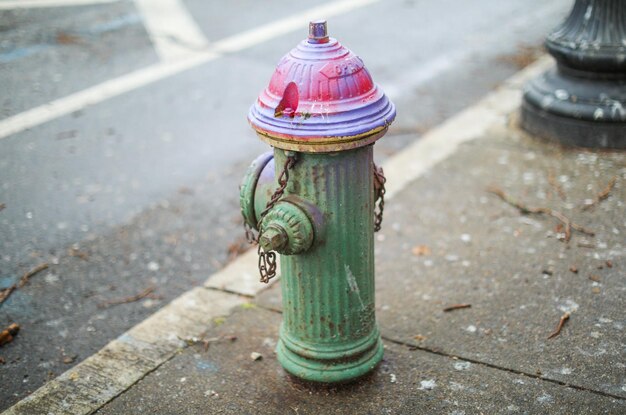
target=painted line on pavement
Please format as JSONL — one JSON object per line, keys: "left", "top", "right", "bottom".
{"left": 0, "top": 0, "right": 119, "bottom": 9}
{"left": 134, "top": 0, "right": 209, "bottom": 62}
{"left": 0, "top": 0, "right": 381, "bottom": 140}
{"left": 1, "top": 55, "right": 554, "bottom": 415}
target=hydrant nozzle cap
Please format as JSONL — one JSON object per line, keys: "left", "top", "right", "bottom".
{"left": 308, "top": 20, "right": 329, "bottom": 43}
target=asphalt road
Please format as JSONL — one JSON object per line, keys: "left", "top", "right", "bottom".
{"left": 0, "top": 0, "right": 572, "bottom": 409}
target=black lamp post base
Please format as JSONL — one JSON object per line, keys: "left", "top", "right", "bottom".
{"left": 521, "top": 67, "right": 626, "bottom": 149}
{"left": 520, "top": 0, "right": 626, "bottom": 149}
{"left": 522, "top": 100, "right": 626, "bottom": 150}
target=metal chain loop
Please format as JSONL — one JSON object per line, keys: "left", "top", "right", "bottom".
{"left": 373, "top": 163, "right": 386, "bottom": 232}
{"left": 244, "top": 154, "right": 297, "bottom": 283}
{"left": 244, "top": 222, "right": 256, "bottom": 244}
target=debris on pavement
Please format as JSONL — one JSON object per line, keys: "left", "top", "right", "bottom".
{"left": 418, "top": 379, "right": 437, "bottom": 390}
{"left": 147, "top": 261, "right": 160, "bottom": 271}
{"left": 202, "top": 335, "right": 237, "bottom": 351}
{"left": 547, "top": 312, "right": 570, "bottom": 340}
{"left": 204, "top": 389, "right": 219, "bottom": 398}
{"left": 178, "top": 186, "right": 195, "bottom": 195}
{"left": 0, "top": 263, "right": 49, "bottom": 305}
{"left": 487, "top": 186, "right": 594, "bottom": 242}
{"left": 443, "top": 304, "right": 472, "bottom": 312}
{"left": 411, "top": 245, "right": 431, "bottom": 256}
{"left": 180, "top": 334, "right": 237, "bottom": 351}
{"left": 55, "top": 31, "right": 84, "bottom": 46}
{"left": 98, "top": 285, "right": 159, "bottom": 308}
{"left": 0, "top": 323, "right": 20, "bottom": 347}
{"left": 68, "top": 246, "right": 89, "bottom": 261}
{"left": 581, "top": 176, "right": 617, "bottom": 211}
{"left": 496, "top": 44, "right": 542, "bottom": 69}
{"left": 588, "top": 275, "right": 601, "bottom": 282}
{"left": 547, "top": 171, "right": 566, "bottom": 200}
{"left": 0, "top": 203, "right": 5, "bottom": 211}
{"left": 250, "top": 352, "right": 263, "bottom": 361}
{"left": 577, "top": 240, "right": 596, "bottom": 248}
{"left": 1, "top": 288, "right": 16, "bottom": 306}
{"left": 569, "top": 266, "right": 578, "bottom": 274}
{"left": 390, "top": 373, "right": 397, "bottom": 383}
{"left": 62, "top": 354, "right": 77, "bottom": 364}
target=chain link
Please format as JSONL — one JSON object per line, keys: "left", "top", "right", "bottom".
{"left": 244, "top": 222, "right": 256, "bottom": 244}
{"left": 373, "top": 163, "right": 386, "bottom": 232}
{"left": 244, "top": 154, "right": 297, "bottom": 283}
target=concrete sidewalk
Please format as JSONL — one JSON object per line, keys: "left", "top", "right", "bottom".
{"left": 4, "top": 58, "right": 625, "bottom": 414}
{"left": 96, "top": 116, "right": 626, "bottom": 414}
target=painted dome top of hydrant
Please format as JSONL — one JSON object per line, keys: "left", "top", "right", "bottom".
{"left": 248, "top": 20, "right": 396, "bottom": 152}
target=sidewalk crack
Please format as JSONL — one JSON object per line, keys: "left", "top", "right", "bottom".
{"left": 382, "top": 336, "right": 626, "bottom": 402}
{"left": 203, "top": 285, "right": 255, "bottom": 299}
{"left": 252, "top": 304, "right": 624, "bottom": 401}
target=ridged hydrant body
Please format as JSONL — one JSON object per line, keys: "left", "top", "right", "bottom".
{"left": 240, "top": 21, "right": 395, "bottom": 383}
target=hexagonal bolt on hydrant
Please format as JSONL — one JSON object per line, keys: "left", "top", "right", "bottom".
{"left": 240, "top": 20, "right": 395, "bottom": 383}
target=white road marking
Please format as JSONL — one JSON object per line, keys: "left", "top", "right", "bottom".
{"left": 134, "top": 0, "right": 209, "bottom": 61}
{"left": 0, "top": 51, "right": 220, "bottom": 140}
{"left": 0, "top": 0, "right": 381, "bottom": 140}
{"left": 0, "top": 0, "right": 119, "bottom": 9}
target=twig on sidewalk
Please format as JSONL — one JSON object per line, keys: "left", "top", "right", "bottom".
{"left": 1, "top": 287, "right": 16, "bottom": 306}
{"left": 0, "top": 263, "right": 49, "bottom": 305}
{"left": 582, "top": 176, "right": 617, "bottom": 211}
{"left": 68, "top": 246, "right": 90, "bottom": 261}
{"left": 98, "top": 286, "right": 159, "bottom": 308}
{"left": 0, "top": 323, "right": 20, "bottom": 347}
{"left": 443, "top": 304, "right": 471, "bottom": 312}
{"left": 487, "top": 186, "right": 594, "bottom": 242}
{"left": 18, "top": 263, "right": 49, "bottom": 288}
{"left": 547, "top": 312, "right": 570, "bottom": 339}
{"left": 180, "top": 334, "right": 237, "bottom": 351}
{"left": 547, "top": 171, "right": 566, "bottom": 200}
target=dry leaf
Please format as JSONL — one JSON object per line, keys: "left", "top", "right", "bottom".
{"left": 411, "top": 245, "right": 431, "bottom": 256}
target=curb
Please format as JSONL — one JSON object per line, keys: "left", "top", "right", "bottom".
{"left": 2, "top": 56, "right": 554, "bottom": 415}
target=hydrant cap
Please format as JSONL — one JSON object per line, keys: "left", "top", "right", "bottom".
{"left": 248, "top": 20, "right": 396, "bottom": 152}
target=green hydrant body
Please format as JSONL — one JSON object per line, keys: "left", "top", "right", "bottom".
{"left": 240, "top": 21, "right": 395, "bottom": 383}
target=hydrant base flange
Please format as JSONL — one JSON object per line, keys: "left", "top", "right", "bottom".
{"left": 276, "top": 332, "right": 384, "bottom": 383}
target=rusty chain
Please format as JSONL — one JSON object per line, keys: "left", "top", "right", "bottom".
{"left": 373, "top": 163, "right": 386, "bottom": 232}
{"left": 244, "top": 154, "right": 297, "bottom": 283}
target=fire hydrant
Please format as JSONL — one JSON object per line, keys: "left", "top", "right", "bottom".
{"left": 240, "top": 20, "right": 395, "bottom": 383}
